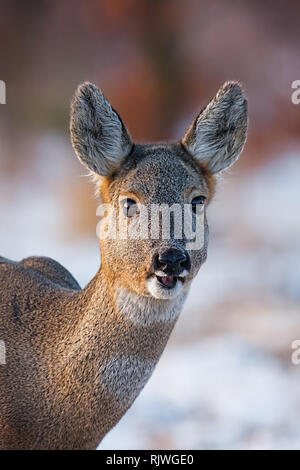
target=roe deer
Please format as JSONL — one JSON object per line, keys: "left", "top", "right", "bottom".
{"left": 0, "top": 81, "right": 248, "bottom": 449}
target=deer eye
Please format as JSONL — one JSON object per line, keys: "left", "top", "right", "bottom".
{"left": 122, "top": 198, "right": 139, "bottom": 217}
{"left": 191, "top": 196, "right": 206, "bottom": 213}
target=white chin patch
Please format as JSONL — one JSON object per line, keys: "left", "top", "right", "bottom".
{"left": 146, "top": 275, "right": 185, "bottom": 299}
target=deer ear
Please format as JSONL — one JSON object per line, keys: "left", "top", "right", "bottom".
{"left": 182, "top": 82, "right": 248, "bottom": 174}
{"left": 70, "top": 82, "right": 133, "bottom": 177}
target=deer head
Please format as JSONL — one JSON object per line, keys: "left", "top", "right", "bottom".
{"left": 70, "top": 82, "right": 248, "bottom": 300}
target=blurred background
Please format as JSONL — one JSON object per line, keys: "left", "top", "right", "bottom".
{"left": 0, "top": 0, "right": 300, "bottom": 449}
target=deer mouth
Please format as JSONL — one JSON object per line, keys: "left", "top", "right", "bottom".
{"left": 156, "top": 274, "right": 184, "bottom": 289}
{"left": 147, "top": 272, "right": 187, "bottom": 299}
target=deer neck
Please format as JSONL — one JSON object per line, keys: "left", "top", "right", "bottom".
{"left": 68, "top": 267, "right": 187, "bottom": 417}
{"left": 36, "top": 266, "right": 188, "bottom": 447}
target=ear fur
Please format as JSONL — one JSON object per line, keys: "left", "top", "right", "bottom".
{"left": 70, "top": 82, "right": 133, "bottom": 177}
{"left": 182, "top": 82, "right": 248, "bottom": 173}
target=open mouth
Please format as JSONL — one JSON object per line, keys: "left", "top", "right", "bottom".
{"left": 146, "top": 272, "right": 187, "bottom": 299}
{"left": 156, "top": 274, "right": 184, "bottom": 289}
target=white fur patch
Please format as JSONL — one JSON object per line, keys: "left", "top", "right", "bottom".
{"left": 146, "top": 276, "right": 185, "bottom": 300}
{"left": 116, "top": 288, "right": 187, "bottom": 326}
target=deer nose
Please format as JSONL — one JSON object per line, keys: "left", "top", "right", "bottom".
{"left": 154, "top": 248, "right": 190, "bottom": 275}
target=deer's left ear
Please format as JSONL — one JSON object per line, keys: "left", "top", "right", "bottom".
{"left": 182, "top": 82, "right": 248, "bottom": 174}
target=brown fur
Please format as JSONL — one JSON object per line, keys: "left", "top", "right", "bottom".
{"left": 0, "top": 82, "right": 248, "bottom": 449}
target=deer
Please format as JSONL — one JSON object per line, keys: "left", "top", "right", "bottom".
{"left": 0, "top": 81, "right": 248, "bottom": 449}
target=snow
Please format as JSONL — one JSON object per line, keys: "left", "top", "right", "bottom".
{"left": 101, "top": 336, "right": 300, "bottom": 450}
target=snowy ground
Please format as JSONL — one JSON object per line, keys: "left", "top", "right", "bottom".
{"left": 0, "top": 135, "right": 299, "bottom": 449}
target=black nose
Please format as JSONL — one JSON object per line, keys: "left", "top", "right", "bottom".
{"left": 154, "top": 248, "right": 191, "bottom": 275}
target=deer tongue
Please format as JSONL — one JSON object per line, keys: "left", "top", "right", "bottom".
{"left": 159, "top": 275, "right": 175, "bottom": 288}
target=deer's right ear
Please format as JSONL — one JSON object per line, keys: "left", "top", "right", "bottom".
{"left": 70, "top": 82, "right": 133, "bottom": 177}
